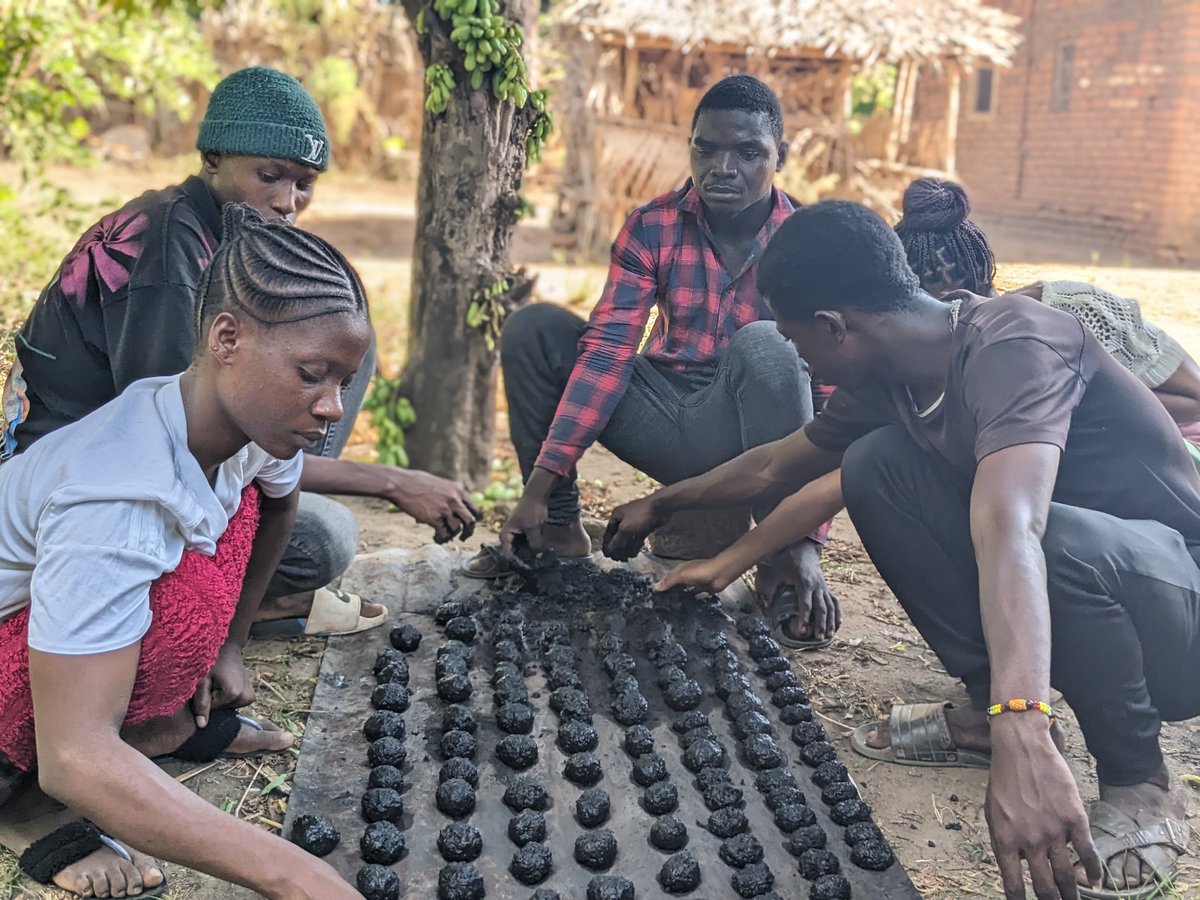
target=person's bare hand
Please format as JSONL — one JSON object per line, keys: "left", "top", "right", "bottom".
{"left": 384, "top": 469, "right": 480, "bottom": 543}
{"left": 501, "top": 495, "right": 550, "bottom": 557}
{"left": 603, "top": 497, "right": 662, "bottom": 561}
{"left": 987, "top": 719, "right": 1102, "bottom": 900}
{"left": 192, "top": 642, "right": 253, "bottom": 729}
{"left": 269, "top": 857, "right": 363, "bottom": 899}
{"left": 655, "top": 557, "right": 735, "bottom": 595}
{"left": 766, "top": 540, "right": 841, "bottom": 641}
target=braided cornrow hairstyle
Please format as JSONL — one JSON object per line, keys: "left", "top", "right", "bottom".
{"left": 195, "top": 203, "right": 369, "bottom": 341}
{"left": 894, "top": 178, "right": 996, "bottom": 296}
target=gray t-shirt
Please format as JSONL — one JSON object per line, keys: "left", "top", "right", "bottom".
{"left": 805, "top": 293, "right": 1200, "bottom": 546}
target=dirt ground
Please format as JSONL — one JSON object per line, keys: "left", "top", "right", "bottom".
{"left": 5, "top": 163, "right": 1200, "bottom": 899}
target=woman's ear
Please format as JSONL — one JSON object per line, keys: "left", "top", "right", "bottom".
{"left": 206, "top": 311, "right": 242, "bottom": 364}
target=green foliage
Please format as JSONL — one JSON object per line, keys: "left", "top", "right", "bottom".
{"left": 469, "top": 457, "right": 522, "bottom": 512}
{"left": 307, "top": 55, "right": 363, "bottom": 145}
{"left": 362, "top": 375, "right": 416, "bottom": 468}
{"left": 851, "top": 63, "right": 898, "bottom": 118}
{"left": 465, "top": 275, "right": 510, "bottom": 351}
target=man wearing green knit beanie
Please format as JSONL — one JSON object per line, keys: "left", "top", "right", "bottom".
{"left": 0, "top": 63, "right": 479, "bottom": 897}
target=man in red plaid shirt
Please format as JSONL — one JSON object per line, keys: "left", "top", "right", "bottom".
{"left": 466, "top": 76, "right": 839, "bottom": 648}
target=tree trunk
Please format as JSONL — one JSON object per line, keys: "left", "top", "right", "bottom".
{"left": 399, "top": 0, "right": 536, "bottom": 486}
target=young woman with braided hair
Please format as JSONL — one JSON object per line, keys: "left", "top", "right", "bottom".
{"left": 896, "top": 177, "right": 1200, "bottom": 447}
{"left": 0, "top": 206, "right": 365, "bottom": 898}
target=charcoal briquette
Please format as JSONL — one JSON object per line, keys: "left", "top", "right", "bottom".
{"left": 711, "top": 648, "right": 743, "bottom": 674}
{"left": 496, "top": 734, "right": 539, "bottom": 770}
{"left": 531, "top": 891, "right": 561, "bottom": 900}
{"left": 510, "top": 842, "right": 553, "bottom": 885}
{"left": 623, "top": 724, "right": 655, "bottom": 757}
{"left": 694, "top": 766, "right": 730, "bottom": 791}
{"left": 810, "top": 874, "right": 853, "bottom": 900}
{"left": 362, "top": 787, "right": 405, "bottom": 823}
{"left": 438, "top": 862, "right": 484, "bottom": 900}
{"left": 650, "top": 815, "right": 689, "bottom": 851}
{"left": 631, "top": 754, "right": 669, "bottom": 787}
{"left": 436, "top": 654, "right": 469, "bottom": 680}
{"left": 679, "top": 726, "right": 719, "bottom": 750}
{"left": 702, "top": 782, "right": 744, "bottom": 811}
{"left": 843, "top": 821, "right": 885, "bottom": 846}
{"left": 755, "top": 767, "right": 797, "bottom": 793}
{"left": 377, "top": 658, "right": 410, "bottom": 686}
{"left": 550, "top": 687, "right": 593, "bottom": 722}
{"left": 610, "top": 690, "right": 648, "bottom": 726}
{"left": 493, "top": 676, "right": 529, "bottom": 707}
{"left": 658, "top": 851, "right": 702, "bottom": 894}
{"left": 556, "top": 720, "right": 598, "bottom": 754}
{"left": 683, "top": 737, "right": 726, "bottom": 773}
{"left": 542, "top": 643, "right": 576, "bottom": 667}
{"left": 373, "top": 648, "right": 405, "bottom": 675}
{"left": 364, "top": 711, "right": 406, "bottom": 742}
{"left": 437, "top": 640, "right": 474, "bottom": 666}
{"left": 441, "top": 729, "right": 477, "bottom": 760}
{"left": 574, "top": 828, "right": 618, "bottom": 870}
{"left": 656, "top": 665, "right": 687, "bottom": 688}
{"left": 436, "top": 778, "right": 476, "bottom": 818}
{"left": 651, "top": 640, "right": 687, "bottom": 667}
{"left": 508, "top": 809, "right": 547, "bottom": 846}
{"left": 492, "top": 621, "right": 525, "bottom": 647}
{"left": 772, "top": 685, "right": 809, "bottom": 707}
{"left": 744, "top": 734, "right": 785, "bottom": 770}
{"left": 756, "top": 656, "right": 790, "bottom": 675}
{"left": 563, "top": 751, "right": 602, "bottom": 786}
{"left": 445, "top": 616, "right": 478, "bottom": 644}
{"left": 665, "top": 679, "right": 704, "bottom": 711}
{"left": 390, "top": 623, "right": 422, "bottom": 652}
{"left": 586, "top": 875, "right": 635, "bottom": 900}
{"left": 641, "top": 781, "right": 679, "bottom": 815}
{"left": 775, "top": 802, "right": 817, "bottom": 833}
{"left": 764, "top": 670, "right": 797, "bottom": 691}
{"left": 787, "top": 825, "right": 828, "bottom": 855}
{"left": 731, "top": 861, "right": 775, "bottom": 897}
{"left": 546, "top": 665, "right": 582, "bottom": 690}
{"left": 850, "top": 838, "right": 895, "bottom": 871}
{"left": 440, "top": 757, "right": 479, "bottom": 787}
{"left": 539, "top": 622, "right": 570, "bottom": 647}
{"left": 371, "top": 683, "right": 410, "bottom": 713}
{"left": 719, "top": 833, "right": 764, "bottom": 868}
{"left": 766, "top": 786, "right": 807, "bottom": 811}
{"left": 598, "top": 633, "right": 626, "bottom": 654}
{"left": 493, "top": 661, "right": 522, "bottom": 684}
{"left": 576, "top": 787, "right": 611, "bottom": 827}
{"left": 503, "top": 777, "right": 549, "bottom": 812}
{"left": 288, "top": 814, "right": 339, "bottom": 857}
{"left": 496, "top": 702, "right": 535, "bottom": 735}
{"left": 799, "top": 848, "right": 840, "bottom": 880}
{"left": 442, "top": 705, "right": 476, "bottom": 735}
{"left": 726, "top": 690, "right": 765, "bottom": 719}
{"left": 602, "top": 652, "right": 637, "bottom": 677}
{"left": 609, "top": 672, "right": 639, "bottom": 696}
{"left": 716, "top": 673, "right": 753, "bottom": 700}
{"left": 830, "top": 799, "right": 873, "bottom": 826}
{"left": 494, "top": 639, "right": 523, "bottom": 664}
{"left": 733, "top": 711, "right": 775, "bottom": 740}
{"left": 799, "top": 741, "right": 838, "bottom": 767}
{"left": 811, "top": 761, "right": 849, "bottom": 789}
{"left": 672, "top": 711, "right": 709, "bottom": 734}
{"left": 434, "top": 601, "right": 465, "bottom": 625}
{"left": 748, "top": 634, "right": 781, "bottom": 660}
{"left": 357, "top": 863, "right": 400, "bottom": 900}
{"left": 369, "top": 765, "right": 405, "bottom": 791}
{"left": 737, "top": 615, "right": 771, "bottom": 639}
{"left": 821, "top": 782, "right": 859, "bottom": 805}
{"left": 707, "top": 806, "right": 748, "bottom": 838}
{"left": 437, "top": 672, "right": 473, "bottom": 704}
{"left": 697, "top": 629, "right": 728, "bottom": 652}
{"left": 361, "top": 820, "right": 405, "bottom": 865}
{"left": 780, "top": 704, "right": 814, "bottom": 726}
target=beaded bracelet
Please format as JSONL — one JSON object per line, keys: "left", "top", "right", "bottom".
{"left": 986, "top": 699, "right": 1055, "bottom": 720}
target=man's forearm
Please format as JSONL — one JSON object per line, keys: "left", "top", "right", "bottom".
{"left": 228, "top": 490, "right": 297, "bottom": 646}
{"left": 300, "top": 454, "right": 399, "bottom": 497}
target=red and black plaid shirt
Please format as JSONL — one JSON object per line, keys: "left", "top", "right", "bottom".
{"left": 538, "top": 181, "right": 832, "bottom": 476}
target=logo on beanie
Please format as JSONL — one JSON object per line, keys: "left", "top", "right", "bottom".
{"left": 301, "top": 134, "right": 326, "bottom": 165}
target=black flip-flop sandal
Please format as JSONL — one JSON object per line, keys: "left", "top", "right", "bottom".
{"left": 19, "top": 819, "right": 168, "bottom": 898}
{"left": 162, "top": 708, "right": 284, "bottom": 762}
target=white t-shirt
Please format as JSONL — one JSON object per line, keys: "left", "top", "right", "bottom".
{"left": 0, "top": 375, "right": 302, "bottom": 655}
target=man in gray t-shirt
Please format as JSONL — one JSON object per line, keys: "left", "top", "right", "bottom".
{"left": 604, "top": 202, "right": 1199, "bottom": 899}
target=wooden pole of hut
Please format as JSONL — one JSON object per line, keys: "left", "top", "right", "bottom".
{"left": 944, "top": 61, "right": 962, "bottom": 175}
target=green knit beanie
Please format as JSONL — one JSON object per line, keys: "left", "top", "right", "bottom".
{"left": 197, "top": 66, "right": 329, "bottom": 171}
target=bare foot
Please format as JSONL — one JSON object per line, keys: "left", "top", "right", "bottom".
{"left": 0, "top": 798, "right": 164, "bottom": 898}
{"left": 1077, "top": 766, "right": 1189, "bottom": 892}
{"left": 225, "top": 717, "right": 294, "bottom": 756}
{"left": 123, "top": 707, "right": 294, "bottom": 759}
{"left": 861, "top": 704, "right": 994, "bottom": 753}
{"left": 540, "top": 520, "right": 592, "bottom": 558}
{"left": 255, "top": 590, "right": 385, "bottom": 623}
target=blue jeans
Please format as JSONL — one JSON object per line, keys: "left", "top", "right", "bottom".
{"left": 265, "top": 337, "right": 376, "bottom": 597}
{"left": 501, "top": 304, "right": 814, "bottom": 526}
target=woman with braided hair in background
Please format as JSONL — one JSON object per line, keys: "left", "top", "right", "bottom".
{"left": 0, "top": 206, "right": 365, "bottom": 898}
{"left": 895, "top": 176, "right": 1200, "bottom": 453}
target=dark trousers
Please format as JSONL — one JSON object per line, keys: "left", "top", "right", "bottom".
{"left": 502, "top": 303, "right": 814, "bottom": 526}
{"left": 841, "top": 425, "right": 1200, "bottom": 785}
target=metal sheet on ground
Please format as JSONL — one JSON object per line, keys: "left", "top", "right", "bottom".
{"left": 285, "top": 549, "right": 921, "bottom": 899}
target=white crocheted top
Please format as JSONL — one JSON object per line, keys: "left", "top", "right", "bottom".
{"left": 1038, "top": 281, "right": 1184, "bottom": 389}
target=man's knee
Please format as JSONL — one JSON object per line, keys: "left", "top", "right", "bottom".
{"left": 290, "top": 493, "right": 359, "bottom": 589}
{"left": 499, "top": 303, "right": 583, "bottom": 369}
{"left": 724, "top": 321, "right": 812, "bottom": 419}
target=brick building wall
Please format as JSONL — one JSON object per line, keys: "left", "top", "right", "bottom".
{"left": 914, "top": 0, "right": 1200, "bottom": 264}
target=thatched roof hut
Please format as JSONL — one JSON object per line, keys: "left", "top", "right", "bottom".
{"left": 550, "top": 0, "right": 1021, "bottom": 257}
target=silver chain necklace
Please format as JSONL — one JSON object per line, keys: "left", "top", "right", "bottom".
{"left": 906, "top": 298, "right": 962, "bottom": 417}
